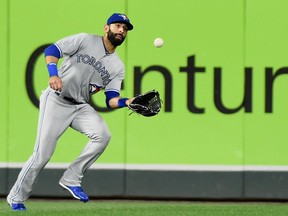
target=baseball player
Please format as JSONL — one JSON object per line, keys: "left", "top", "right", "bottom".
{"left": 7, "top": 13, "right": 134, "bottom": 211}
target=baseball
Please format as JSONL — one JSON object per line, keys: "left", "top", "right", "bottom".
{"left": 154, "top": 38, "right": 164, "bottom": 48}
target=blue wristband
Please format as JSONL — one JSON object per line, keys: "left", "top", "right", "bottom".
{"left": 118, "top": 98, "right": 129, "bottom": 108}
{"left": 47, "top": 62, "right": 58, "bottom": 77}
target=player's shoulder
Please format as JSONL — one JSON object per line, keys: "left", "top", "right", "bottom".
{"left": 70, "top": 33, "right": 102, "bottom": 46}
{"left": 74, "top": 32, "right": 100, "bottom": 39}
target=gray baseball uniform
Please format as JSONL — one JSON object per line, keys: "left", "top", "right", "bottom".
{"left": 8, "top": 33, "right": 125, "bottom": 203}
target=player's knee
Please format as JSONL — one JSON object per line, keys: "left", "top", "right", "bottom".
{"left": 90, "top": 130, "right": 111, "bottom": 155}
{"left": 90, "top": 126, "right": 111, "bottom": 146}
{"left": 28, "top": 152, "right": 50, "bottom": 171}
{"left": 101, "top": 127, "right": 111, "bottom": 145}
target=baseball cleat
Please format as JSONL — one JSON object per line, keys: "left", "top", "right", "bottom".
{"left": 7, "top": 197, "right": 26, "bottom": 211}
{"left": 59, "top": 182, "right": 89, "bottom": 202}
{"left": 11, "top": 203, "right": 27, "bottom": 211}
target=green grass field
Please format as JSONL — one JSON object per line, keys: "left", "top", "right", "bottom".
{"left": 1, "top": 199, "right": 288, "bottom": 216}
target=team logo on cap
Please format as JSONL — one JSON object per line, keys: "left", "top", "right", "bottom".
{"left": 119, "top": 14, "right": 129, "bottom": 20}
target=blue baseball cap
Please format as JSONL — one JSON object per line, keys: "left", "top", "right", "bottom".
{"left": 107, "top": 13, "right": 133, "bottom": 31}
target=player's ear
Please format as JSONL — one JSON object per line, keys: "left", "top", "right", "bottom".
{"left": 104, "top": 24, "right": 110, "bottom": 33}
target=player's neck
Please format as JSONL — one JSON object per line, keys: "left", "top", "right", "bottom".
{"left": 102, "top": 37, "right": 116, "bottom": 54}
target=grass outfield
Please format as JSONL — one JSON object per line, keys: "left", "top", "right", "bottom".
{"left": 1, "top": 199, "right": 288, "bottom": 216}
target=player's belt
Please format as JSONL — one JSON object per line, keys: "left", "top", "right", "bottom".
{"left": 55, "top": 92, "right": 83, "bottom": 105}
{"left": 63, "top": 96, "right": 83, "bottom": 105}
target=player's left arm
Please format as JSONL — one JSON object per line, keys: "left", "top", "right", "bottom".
{"left": 105, "top": 91, "right": 134, "bottom": 109}
{"left": 109, "top": 97, "right": 134, "bottom": 109}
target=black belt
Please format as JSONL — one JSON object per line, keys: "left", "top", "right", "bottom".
{"left": 55, "top": 92, "right": 83, "bottom": 105}
{"left": 63, "top": 96, "right": 83, "bottom": 105}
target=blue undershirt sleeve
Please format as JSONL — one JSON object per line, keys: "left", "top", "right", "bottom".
{"left": 105, "top": 91, "right": 120, "bottom": 108}
{"left": 44, "top": 44, "right": 61, "bottom": 58}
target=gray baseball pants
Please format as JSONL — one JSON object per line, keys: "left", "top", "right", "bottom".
{"left": 7, "top": 88, "right": 111, "bottom": 203}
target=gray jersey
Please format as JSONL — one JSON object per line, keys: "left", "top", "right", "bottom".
{"left": 55, "top": 33, "right": 125, "bottom": 103}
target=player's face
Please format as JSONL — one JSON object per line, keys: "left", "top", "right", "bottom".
{"left": 107, "top": 23, "right": 128, "bottom": 47}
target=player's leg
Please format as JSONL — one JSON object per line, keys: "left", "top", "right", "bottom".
{"left": 7, "top": 89, "right": 76, "bottom": 206}
{"left": 59, "top": 104, "right": 111, "bottom": 188}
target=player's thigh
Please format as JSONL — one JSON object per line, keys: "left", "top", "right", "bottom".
{"left": 71, "top": 104, "right": 111, "bottom": 139}
{"left": 39, "top": 90, "right": 76, "bottom": 136}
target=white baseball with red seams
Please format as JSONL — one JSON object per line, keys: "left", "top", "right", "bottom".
{"left": 154, "top": 37, "right": 164, "bottom": 48}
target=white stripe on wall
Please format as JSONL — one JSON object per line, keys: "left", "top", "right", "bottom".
{"left": 1, "top": 162, "right": 288, "bottom": 171}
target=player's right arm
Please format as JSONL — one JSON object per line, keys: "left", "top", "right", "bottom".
{"left": 44, "top": 44, "right": 63, "bottom": 91}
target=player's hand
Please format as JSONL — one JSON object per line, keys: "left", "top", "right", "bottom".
{"left": 49, "top": 76, "right": 63, "bottom": 91}
{"left": 125, "top": 97, "right": 135, "bottom": 106}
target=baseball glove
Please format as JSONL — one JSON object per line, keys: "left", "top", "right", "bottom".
{"left": 128, "top": 90, "right": 162, "bottom": 117}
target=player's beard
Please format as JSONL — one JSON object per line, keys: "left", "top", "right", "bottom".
{"left": 107, "top": 29, "right": 126, "bottom": 47}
